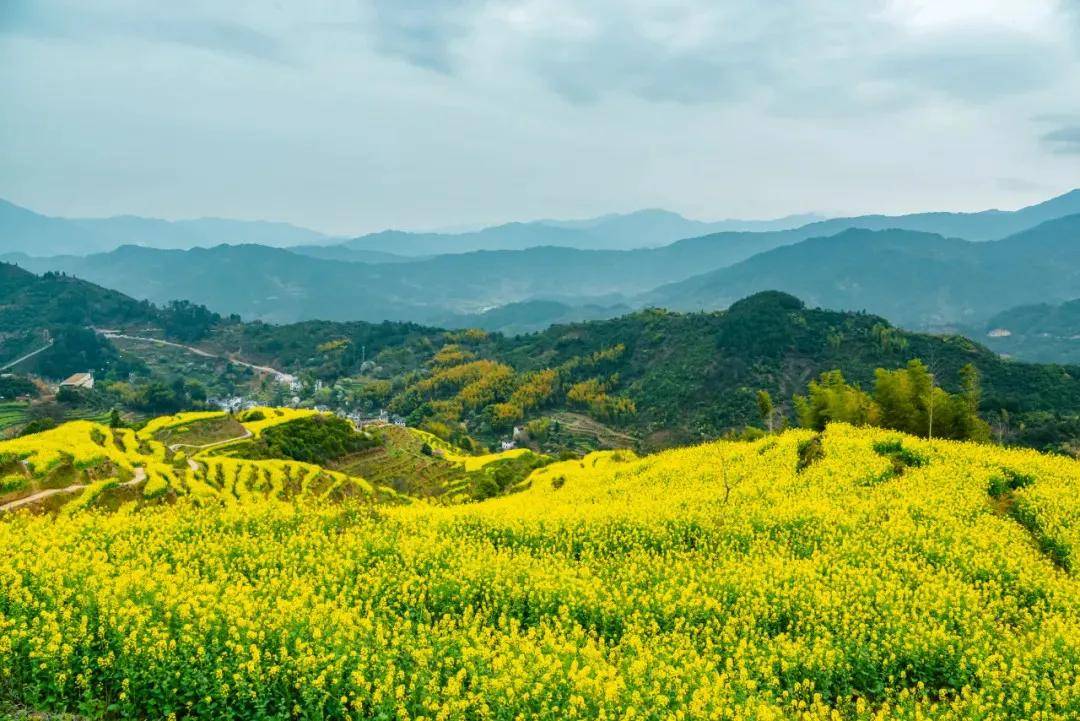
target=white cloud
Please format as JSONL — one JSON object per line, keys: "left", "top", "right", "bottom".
{"left": 0, "top": 1, "right": 1077, "bottom": 233}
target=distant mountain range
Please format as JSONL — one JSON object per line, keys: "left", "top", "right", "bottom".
{"left": 2, "top": 231, "right": 796, "bottom": 324}
{"left": 642, "top": 214, "right": 1080, "bottom": 329}
{"left": 787, "top": 188, "right": 1080, "bottom": 243}
{"left": 0, "top": 199, "right": 335, "bottom": 256}
{"left": 5, "top": 189, "right": 1078, "bottom": 258}
{"left": 336, "top": 189, "right": 1080, "bottom": 254}
{"left": 3, "top": 189, "right": 1080, "bottom": 366}
{"left": 4, "top": 209, "right": 1080, "bottom": 342}
{"left": 340, "top": 209, "right": 825, "bottom": 254}
{"left": 0, "top": 198, "right": 821, "bottom": 256}
{"left": 5, "top": 262, "right": 1079, "bottom": 454}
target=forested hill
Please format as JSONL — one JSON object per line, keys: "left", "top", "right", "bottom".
{"left": 0, "top": 262, "right": 157, "bottom": 330}
{"left": 0, "top": 262, "right": 225, "bottom": 341}
{"left": 212, "top": 291, "right": 1080, "bottom": 452}
{"left": 981, "top": 297, "right": 1080, "bottom": 364}
{"left": 3, "top": 262, "right": 1078, "bottom": 454}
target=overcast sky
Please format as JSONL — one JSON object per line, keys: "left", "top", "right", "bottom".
{"left": 1, "top": 0, "right": 1078, "bottom": 235}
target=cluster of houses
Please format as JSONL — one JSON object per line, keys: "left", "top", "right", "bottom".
{"left": 344, "top": 408, "right": 407, "bottom": 428}
{"left": 207, "top": 396, "right": 259, "bottom": 413}
{"left": 46, "top": 371, "right": 523, "bottom": 452}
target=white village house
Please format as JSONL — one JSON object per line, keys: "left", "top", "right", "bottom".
{"left": 59, "top": 371, "right": 94, "bottom": 390}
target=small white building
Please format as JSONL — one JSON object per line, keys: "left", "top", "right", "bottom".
{"left": 59, "top": 372, "right": 94, "bottom": 390}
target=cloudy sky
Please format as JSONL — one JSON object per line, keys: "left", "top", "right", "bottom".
{"left": 1, "top": 0, "right": 1078, "bottom": 234}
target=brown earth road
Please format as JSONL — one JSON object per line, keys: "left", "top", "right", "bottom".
{"left": 0, "top": 428, "right": 257, "bottom": 512}
{"left": 167, "top": 427, "right": 253, "bottom": 453}
{"left": 102, "top": 332, "right": 297, "bottom": 384}
{"left": 0, "top": 467, "right": 147, "bottom": 513}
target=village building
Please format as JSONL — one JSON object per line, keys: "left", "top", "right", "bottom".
{"left": 59, "top": 372, "right": 94, "bottom": 390}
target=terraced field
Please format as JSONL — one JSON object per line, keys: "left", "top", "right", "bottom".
{"left": 0, "top": 409, "right": 392, "bottom": 515}
{"left": 0, "top": 402, "right": 29, "bottom": 435}
{"left": 0, "top": 409, "right": 535, "bottom": 514}
{"left": 146, "top": 413, "right": 247, "bottom": 447}
{"left": 330, "top": 425, "right": 469, "bottom": 497}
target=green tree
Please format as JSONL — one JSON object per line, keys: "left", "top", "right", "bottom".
{"left": 960, "top": 363, "right": 981, "bottom": 415}
{"left": 794, "top": 370, "right": 878, "bottom": 430}
{"left": 796, "top": 360, "right": 991, "bottom": 443}
{"left": 756, "top": 389, "right": 775, "bottom": 433}
{"left": 109, "top": 408, "right": 123, "bottom": 428}
{"left": 873, "top": 360, "right": 930, "bottom": 435}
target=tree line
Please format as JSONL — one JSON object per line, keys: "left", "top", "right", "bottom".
{"left": 757, "top": 359, "right": 990, "bottom": 442}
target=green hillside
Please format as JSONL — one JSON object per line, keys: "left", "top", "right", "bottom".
{"left": 215, "top": 291, "right": 1080, "bottom": 455}
{"left": 5, "top": 262, "right": 1080, "bottom": 456}
{"left": 643, "top": 214, "right": 1080, "bottom": 330}
{"left": 981, "top": 298, "right": 1080, "bottom": 364}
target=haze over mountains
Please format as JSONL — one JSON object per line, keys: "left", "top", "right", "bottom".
{"left": 3, "top": 189, "right": 1080, "bottom": 363}
{"left": 337, "top": 209, "right": 825, "bottom": 255}
{"left": 644, "top": 214, "right": 1080, "bottom": 328}
{"left": 1, "top": 197, "right": 820, "bottom": 257}
{"left": 0, "top": 199, "right": 335, "bottom": 256}
{"left": 5, "top": 261, "right": 1079, "bottom": 455}
{"left": 5, "top": 189, "right": 1078, "bottom": 257}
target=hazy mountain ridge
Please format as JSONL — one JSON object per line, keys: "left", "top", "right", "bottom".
{"left": 3, "top": 262, "right": 1079, "bottom": 455}
{"left": 979, "top": 297, "right": 1080, "bottom": 364}
{"left": 3, "top": 188, "right": 1077, "bottom": 258}
{"left": 6, "top": 211, "right": 1080, "bottom": 341}
{"left": 0, "top": 198, "right": 334, "bottom": 256}
{"left": 3, "top": 191, "right": 1079, "bottom": 346}
{"left": 643, "top": 214, "right": 1080, "bottom": 329}
{"left": 339, "top": 189, "right": 1080, "bottom": 255}
{"left": 341, "top": 209, "right": 827, "bottom": 255}
{"left": 787, "top": 188, "right": 1080, "bottom": 242}
{"left": 1, "top": 228, "right": 836, "bottom": 325}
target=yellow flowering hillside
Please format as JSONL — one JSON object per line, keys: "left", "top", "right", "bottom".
{"left": 0, "top": 411, "right": 393, "bottom": 513}
{"left": 1, "top": 423, "right": 1079, "bottom": 719}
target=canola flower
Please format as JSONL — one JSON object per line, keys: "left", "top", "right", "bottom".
{"left": 136, "top": 411, "right": 228, "bottom": 439}
{"left": 0, "top": 420, "right": 175, "bottom": 483}
{"left": 0, "top": 414, "right": 390, "bottom": 508}
{"left": 0, "top": 424, "right": 1078, "bottom": 719}
{"left": 239, "top": 407, "right": 318, "bottom": 437}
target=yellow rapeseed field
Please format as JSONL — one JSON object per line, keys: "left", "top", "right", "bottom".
{"left": 239, "top": 407, "right": 319, "bottom": 437}
{"left": 1, "top": 421, "right": 1079, "bottom": 719}
{"left": 137, "top": 411, "right": 228, "bottom": 439}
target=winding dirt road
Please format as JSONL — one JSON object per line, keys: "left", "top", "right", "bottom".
{"left": 0, "top": 339, "right": 54, "bottom": 372}
{"left": 102, "top": 332, "right": 297, "bottom": 384}
{"left": 0, "top": 467, "right": 147, "bottom": 513}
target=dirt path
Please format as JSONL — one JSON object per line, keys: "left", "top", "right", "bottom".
{"left": 0, "top": 339, "right": 54, "bottom": 371}
{"left": 551, "top": 411, "right": 637, "bottom": 446}
{"left": 167, "top": 427, "right": 253, "bottom": 453}
{"left": 0, "top": 467, "right": 147, "bottom": 513}
{"left": 102, "top": 332, "right": 297, "bottom": 385}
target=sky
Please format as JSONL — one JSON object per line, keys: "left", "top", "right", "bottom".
{"left": 1, "top": 0, "right": 1078, "bottom": 235}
